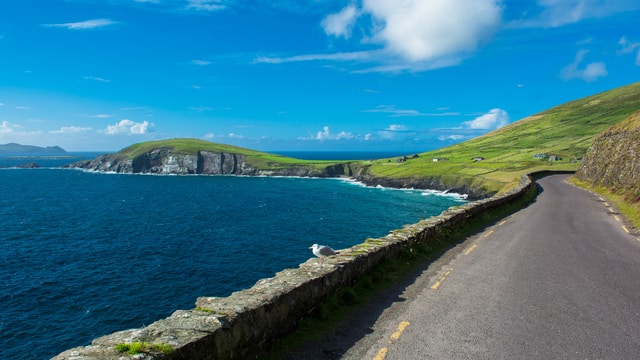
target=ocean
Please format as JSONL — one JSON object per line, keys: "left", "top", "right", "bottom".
{"left": 0, "top": 153, "right": 466, "bottom": 359}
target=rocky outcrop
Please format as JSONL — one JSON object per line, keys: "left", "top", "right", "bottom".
{"left": 575, "top": 111, "right": 640, "bottom": 201}
{"left": 68, "top": 149, "right": 336, "bottom": 177}
{"left": 354, "top": 175, "right": 491, "bottom": 200}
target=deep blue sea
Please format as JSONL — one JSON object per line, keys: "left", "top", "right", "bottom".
{"left": 0, "top": 153, "right": 466, "bottom": 359}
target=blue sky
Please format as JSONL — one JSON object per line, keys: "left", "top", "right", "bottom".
{"left": 1, "top": 0, "right": 639, "bottom": 152}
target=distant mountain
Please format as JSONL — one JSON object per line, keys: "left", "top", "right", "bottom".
{"left": 0, "top": 143, "right": 67, "bottom": 155}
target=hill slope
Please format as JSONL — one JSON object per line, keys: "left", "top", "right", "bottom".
{"left": 361, "top": 81, "right": 640, "bottom": 195}
{"left": 0, "top": 143, "right": 66, "bottom": 154}
{"left": 70, "top": 82, "right": 640, "bottom": 198}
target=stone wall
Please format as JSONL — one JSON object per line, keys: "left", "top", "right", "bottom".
{"left": 53, "top": 174, "right": 538, "bottom": 360}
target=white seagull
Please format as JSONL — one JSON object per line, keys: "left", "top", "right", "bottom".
{"left": 310, "top": 243, "right": 336, "bottom": 266}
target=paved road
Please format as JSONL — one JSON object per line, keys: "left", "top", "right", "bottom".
{"left": 284, "top": 175, "right": 640, "bottom": 359}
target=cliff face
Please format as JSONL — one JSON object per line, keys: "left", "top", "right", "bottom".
{"left": 68, "top": 148, "right": 346, "bottom": 178}
{"left": 575, "top": 111, "right": 640, "bottom": 201}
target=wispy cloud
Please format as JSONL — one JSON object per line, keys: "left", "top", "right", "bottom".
{"left": 43, "top": 19, "right": 117, "bottom": 30}
{"left": 89, "top": 114, "right": 112, "bottom": 119}
{"left": 84, "top": 76, "right": 111, "bottom": 83}
{"left": 186, "top": 0, "right": 226, "bottom": 12}
{"left": 253, "top": 50, "right": 376, "bottom": 64}
{"left": 507, "top": 0, "right": 640, "bottom": 28}
{"left": 191, "top": 59, "right": 212, "bottom": 66}
{"left": 363, "top": 105, "right": 460, "bottom": 117}
{"left": 618, "top": 36, "right": 640, "bottom": 66}
{"left": 50, "top": 126, "right": 93, "bottom": 134}
{"left": 560, "top": 50, "right": 607, "bottom": 82}
{"left": 363, "top": 105, "right": 424, "bottom": 117}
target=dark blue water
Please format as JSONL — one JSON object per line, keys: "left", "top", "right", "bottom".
{"left": 0, "top": 154, "right": 466, "bottom": 359}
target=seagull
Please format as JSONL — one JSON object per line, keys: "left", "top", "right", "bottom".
{"left": 310, "top": 243, "right": 336, "bottom": 266}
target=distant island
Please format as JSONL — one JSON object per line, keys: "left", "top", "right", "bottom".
{"left": 0, "top": 143, "right": 67, "bottom": 155}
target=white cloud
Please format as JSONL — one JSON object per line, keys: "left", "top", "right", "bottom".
{"left": 1, "top": 121, "right": 18, "bottom": 133}
{"left": 386, "top": 124, "right": 406, "bottom": 131}
{"left": 362, "top": 0, "right": 502, "bottom": 62}
{"left": 186, "top": 0, "right": 226, "bottom": 12}
{"left": 258, "top": 0, "right": 502, "bottom": 72}
{"left": 322, "top": 5, "right": 359, "bottom": 39}
{"left": 560, "top": 50, "right": 607, "bottom": 82}
{"left": 378, "top": 124, "right": 410, "bottom": 140}
{"left": 204, "top": 133, "right": 215, "bottom": 139}
{"left": 50, "top": 126, "right": 93, "bottom": 134}
{"left": 43, "top": 19, "right": 117, "bottom": 30}
{"left": 309, "top": 126, "right": 354, "bottom": 140}
{"left": 464, "top": 108, "right": 510, "bottom": 130}
{"left": 106, "top": 119, "right": 153, "bottom": 135}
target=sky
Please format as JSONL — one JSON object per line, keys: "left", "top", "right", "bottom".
{"left": 1, "top": 0, "right": 640, "bottom": 153}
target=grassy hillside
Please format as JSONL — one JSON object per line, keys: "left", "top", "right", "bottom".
{"left": 109, "top": 82, "right": 640, "bottom": 196}
{"left": 116, "top": 138, "right": 339, "bottom": 171}
{"left": 364, "top": 81, "right": 640, "bottom": 194}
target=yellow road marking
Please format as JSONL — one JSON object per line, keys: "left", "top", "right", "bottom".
{"left": 498, "top": 221, "right": 507, "bottom": 226}
{"left": 483, "top": 230, "right": 494, "bottom": 238}
{"left": 374, "top": 347, "right": 388, "bottom": 360}
{"left": 615, "top": 215, "right": 621, "bottom": 223}
{"left": 375, "top": 322, "right": 410, "bottom": 360}
{"left": 603, "top": 202, "right": 610, "bottom": 207}
{"left": 464, "top": 244, "right": 478, "bottom": 256}
{"left": 431, "top": 269, "right": 452, "bottom": 290}
{"left": 390, "top": 321, "right": 410, "bottom": 341}
{"left": 622, "top": 226, "right": 629, "bottom": 234}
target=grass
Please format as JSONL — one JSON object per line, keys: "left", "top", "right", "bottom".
{"left": 115, "top": 138, "right": 340, "bottom": 171}
{"left": 115, "top": 341, "right": 175, "bottom": 356}
{"left": 262, "top": 184, "right": 538, "bottom": 359}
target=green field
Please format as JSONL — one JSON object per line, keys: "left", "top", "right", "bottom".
{"left": 364, "top": 81, "right": 640, "bottom": 194}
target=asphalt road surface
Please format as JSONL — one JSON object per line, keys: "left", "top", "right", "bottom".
{"left": 283, "top": 175, "right": 640, "bottom": 360}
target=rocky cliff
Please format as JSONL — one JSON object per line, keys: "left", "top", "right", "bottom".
{"left": 67, "top": 146, "right": 488, "bottom": 198}
{"left": 67, "top": 148, "right": 353, "bottom": 178}
{"left": 575, "top": 110, "right": 640, "bottom": 202}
